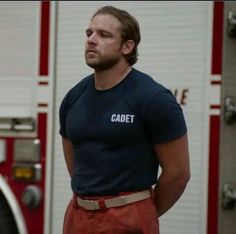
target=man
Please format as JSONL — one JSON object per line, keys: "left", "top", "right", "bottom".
{"left": 59, "top": 6, "right": 190, "bottom": 234}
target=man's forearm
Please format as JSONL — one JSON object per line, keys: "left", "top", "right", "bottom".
{"left": 62, "top": 137, "right": 74, "bottom": 177}
{"left": 154, "top": 171, "right": 190, "bottom": 217}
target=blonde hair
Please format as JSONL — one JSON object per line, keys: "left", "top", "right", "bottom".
{"left": 92, "top": 6, "right": 141, "bottom": 65}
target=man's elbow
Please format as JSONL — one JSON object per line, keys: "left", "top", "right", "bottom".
{"left": 161, "top": 167, "right": 191, "bottom": 187}
{"left": 177, "top": 170, "right": 191, "bottom": 188}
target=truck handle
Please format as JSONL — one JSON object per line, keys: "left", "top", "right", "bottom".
{"left": 224, "top": 96, "right": 236, "bottom": 125}
{"left": 227, "top": 11, "right": 236, "bottom": 38}
{"left": 222, "top": 184, "right": 236, "bottom": 210}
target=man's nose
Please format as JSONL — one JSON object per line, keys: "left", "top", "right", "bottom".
{"left": 87, "top": 32, "right": 97, "bottom": 45}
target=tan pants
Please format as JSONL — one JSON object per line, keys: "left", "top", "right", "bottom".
{"left": 63, "top": 194, "right": 159, "bottom": 234}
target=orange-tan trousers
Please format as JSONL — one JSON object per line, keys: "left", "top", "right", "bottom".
{"left": 63, "top": 195, "right": 159, "bottom": 234}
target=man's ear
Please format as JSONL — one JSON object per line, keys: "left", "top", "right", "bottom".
{"left": 122, "top": 40, "right": 135, "bottom": 55}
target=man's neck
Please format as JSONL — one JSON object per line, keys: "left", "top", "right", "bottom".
{"left": 94, "top": 62, "right": 132, "bottom": 91}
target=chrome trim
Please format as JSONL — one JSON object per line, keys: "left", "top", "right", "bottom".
{"left": 14, "top": 139, "right": 41, "bottom": 163}
{"left": 0, "top": 139, "right": 6, "bottom": 163}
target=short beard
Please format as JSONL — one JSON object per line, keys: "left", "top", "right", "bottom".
{"left": 86, "top": 56, "right": 120, "bottom": 71}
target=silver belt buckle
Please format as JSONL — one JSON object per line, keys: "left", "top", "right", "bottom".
{"left": 105, "top": 195, "right": 127, "bottom": 208}
{"left": 118, "top": 196, "right": 127, "bottom": 205}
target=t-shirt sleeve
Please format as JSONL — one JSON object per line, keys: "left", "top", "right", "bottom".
{"left": 145, "top": 89, "right": 187, "bottom": 144}
{"left": 59, "top": 76, "right": 90, "bottom": 138}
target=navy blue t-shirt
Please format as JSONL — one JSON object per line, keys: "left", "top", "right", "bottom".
{"left": 59, "top": 68, "right": 187, "bottom": 196}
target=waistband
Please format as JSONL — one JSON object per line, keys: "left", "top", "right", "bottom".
{"left": 76, "top": 189, "right": 151, "bottom": 211}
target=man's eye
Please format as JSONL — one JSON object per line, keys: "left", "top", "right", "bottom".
{"left": 101, "top": 32, "right": 111, "bottom": 38}
{"left": 86, "top": 30, "right": 92, "bottom": 37}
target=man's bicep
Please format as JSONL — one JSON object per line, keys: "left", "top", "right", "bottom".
{"left": 154, "top": 134, "right": 190, "bottom": 176}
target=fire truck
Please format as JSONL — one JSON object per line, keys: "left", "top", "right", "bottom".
{"left": 0, "top": 1, "right": 236, "bottom": 234}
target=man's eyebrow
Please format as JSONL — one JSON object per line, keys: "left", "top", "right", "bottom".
{"left": 85, "top": 27, "right": 113, "bottom": 34}
{"left": 85, "top": 28, "right": 92, "bottom": 34}
{"left": 97, "top": 29, "right": 113, "bottom": 35}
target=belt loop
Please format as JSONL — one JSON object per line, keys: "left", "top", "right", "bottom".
{"left": 149, "top": 187, "right": 156, "bottom": 199}
{"left": 98, "top": 199, "right": 106, "bottom": 209}
{"left": 73, "top": 194, "right": 79, "bottom": 209}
